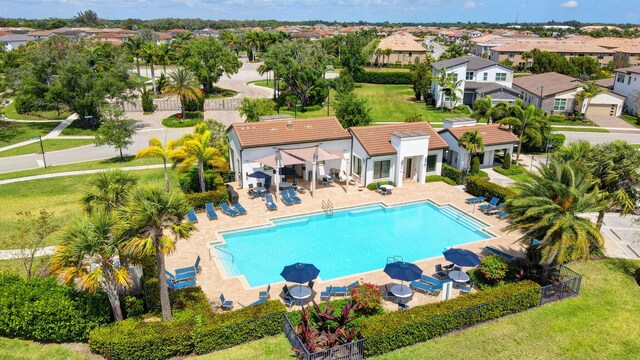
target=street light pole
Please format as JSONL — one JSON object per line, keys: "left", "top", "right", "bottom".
{"left": 30, "top": 135, "right": 47, "bottom": 168}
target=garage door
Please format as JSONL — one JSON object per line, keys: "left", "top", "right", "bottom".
{"left": 586, "top": 104, "right": 617, "bottom": 116}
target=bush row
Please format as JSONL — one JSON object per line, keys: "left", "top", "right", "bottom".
{"left": 361, "top": 281, "right": 541, "bottom": 357}
{"left": 425, "top": 175, "right": 456, "bottom": 185}
{"left": 492, "top": 165, "right": 526, "bottom": 176}
{"left": 0, "top": 274, "right": 111, "bottom": 342}
{"left": 353, "top": 71, "right": 412, "bottom": 84}
{"left": 441, "top": 164, "right": 462, "bottom": 184}
{"left": 184, "top": 189, "right": 230, "bottom": 210}
{"left": 465, "top": 175, "right": 516, "bottom": 202}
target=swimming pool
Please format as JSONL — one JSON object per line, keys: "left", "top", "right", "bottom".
{"left": 215, "top": 201, "right": 492, "bottom": 288}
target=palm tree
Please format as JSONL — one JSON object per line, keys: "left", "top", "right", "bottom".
{"left": 140, "top": 42, "right": 159, "bottom": 95}
{"left": 170, "top": 124, "right": 228, "bottom": 193}
{"left": 136, "top": 137, "right": 177, "bottom": 192}
{"left": 220, "top": 30, "right": 239, "bottom": 52}
{"left": 521, "top": 51, "right": 533, "bottom": 69}
{"left": 124, "top": 36, "right": 143, "bottom": 78}
{"left": 576, "top": 81, "right": 604, "bottom": 114}
{"left": 162, "top": 68, "right": 202, "bottom": 116}
{"left": 384, "top": 48, "right": 393, "bottom": 67}
{"left": 52, "top": 210, "right": 131, "bottom": 321}
{"left": 244, "top": 30, "right": 262, "bottom": 61}
{"left": 82, "top": 170, "right": 139, "bottom": 214}
{"left": 505, "top": 160, "right": 603, "bottom": 265}
{"left": 156, "top": 43, "right": 172, "bottom": 75}
{"left": 119, "top": 186, "right": 194, "bottom": 321}
{"left": 497, "top": 104, "right": 545, "bottom": 161}
{"left": 374, "top": 48, "right": 383, "bottom": 67}
{"left": 458, "top": 130, "right": 485, "bottom": 172}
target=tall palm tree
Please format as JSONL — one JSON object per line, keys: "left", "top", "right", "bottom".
{"left": 119, "top": 186, "right": 194, "bottom": 321}
{"left": 458, "top": 130, "right": 485, "bottom": 171}
{"left": 136, "top": 137, "right": 177, "bottom": 192}
{"left": 162, "top": 68, "right": 202, "bottom": 116}
{"left": 497, "top": 104, "right": 545, "bottom": 161}
{"left": 140, "top": 42, "right": 159, "bottom": 95}
{"left": 170, "top": 124, "right": 228, "bottom": 192}
{"left": 52, "top": 210, "right": 131, "bottom": 321}
{"left": 124, "top": 36, "right": 143, "bottom": 78}
{"left": 82, "top": 170, "right": 139, "bottom": 214}
{"left": 156, "top": 43, "right": 172, "bottom": 75}
{"left": 505, "top": 160, "right": 603, "bottom": 265}
{"left": 576, "top": 81, "right": 604, "bottom": 114}
{"left": 384, "top": 48, "right": 393, "bottom": 67}
{"left": 374, "top": 48, "right": 383, "bottom": 67}
{"left": 244, "top": 30, "right": 262, "bottom": 61}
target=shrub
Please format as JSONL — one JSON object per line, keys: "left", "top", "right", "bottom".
{"left": 353, "top": 71, "right": 412, "bottom": 84}
{"left": 0, "top": 274, "right": 111, "bottom": 342}
{"left": 141, "top": 89, "right": 155, "bottom": 113}
{"left": 425, "top": 175, "right": 456, "bottom": 185}
{"left": 300, "top": 104, "right": 322, "bottom": 112}
{"left": 361, "top": 281, "right": 541, "bottom": 357}
{"left": 493, "top": 165, "right": 526, "bottom": 176}
{"left": 350, "top": 283, "right": 383, "bottom": 314}
{"left": 124, "top": 296, "right": 145, "bottom": 318}
{"left": 470, "top": 156, "right": 480, "bottom": 175}
{"left": 476, "top": 256, "right": 510, "bottom": 285}
{"left": 161, "top": 112, "right": 203, "bottom": 128}
{"left": 465, "top": 176, "right": 516, "bottom": 202}
{"left": 192, "top": 300, "right": 285, "bottom": 354}
{"left": 503, "top": 154, "right": 512, "bottom": 169}
{"left": 178, "top": 168, "right": 225, "bottom": 194}
{"left": 405, "top": 113, "right": 424, "bottom": 122}
{"left": 184, "top": 189, "right": 229, "bottom": 210}
{"left": 548, "top": 134, "right": 565, "bottom": 151}
{"left": 366, "top": 182, "right": 379, "bottom": 191}
{"left": 441, "top": 163, "right": 462, "bottom": 184}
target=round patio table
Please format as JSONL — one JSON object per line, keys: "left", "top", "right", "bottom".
{"left": 279, "top": 182, "right": 292, "bottom": 189}
{"left": 380, "top": 184, "right": 394, "bottom": 191}
{"left": 448, "top": 270, "right": 470, "bottom": 283}
{"left": 289, "top": 285, "right": 312, "bottom": 305}
{"left": 390, "top": 284, "right": 413, "bottom": 298}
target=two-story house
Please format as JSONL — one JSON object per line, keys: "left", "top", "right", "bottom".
{"left": 613, "top": 66, "right": 640, "bottom": 115}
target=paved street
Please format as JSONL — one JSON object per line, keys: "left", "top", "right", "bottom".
{"left": 559, "top": 130, "right": 640, "bottom": 145}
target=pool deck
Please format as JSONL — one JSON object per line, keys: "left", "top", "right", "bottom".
{"left": 165, "top": 180, "right": 525, "bottom": 312}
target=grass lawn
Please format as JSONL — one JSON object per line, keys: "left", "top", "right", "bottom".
{"left": 0, "top": 121, "right": 58, "bottom": 148}
{"left": 1, "top": 101, "right": 71, "bottom": 121}
{"left": 0, "top": 138, "right": 95, "bottom": 158}
{"left": 59, "top": 119, "right": 98, "bottom": 136}
{"left": 192, "top": 335, "right": 293, "bottom": 360}
{"left": 162, "top": 112, "right": 204, "bottom": 128}
{"left": 205, "top": 86, "right": 238, "bottom": 99}
{"left": 620, "top": 114, "right": 640, "bottom": 128}
{"left": 364, "top": 67, "right": 411, "bottom": 72}
{"left": 0, "top": 156, "right": 163, "bottom": 181}
{"left": 0, "top": 256, "right": 51, "bottom": 277}
{"left": 553, "top": 127, "right": 610, "bottom": 133}
{"left": 0, "top": 168, "right": 177, "bottom": 249}
{"left": 247, "top": 79, "right": 275, "bottom": 89}
{"left": 0, "top": 337, "right": 87, "bottom": 360}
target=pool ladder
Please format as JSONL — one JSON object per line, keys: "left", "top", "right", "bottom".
{"left": 211, "top": 247, "right": 235, "bottom": 264}
{"left": 322, "top": 199, "right": 334, "bottom": 216}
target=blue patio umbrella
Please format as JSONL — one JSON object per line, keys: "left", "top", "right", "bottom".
{"left": 280, "top": 262, "right": 320, "bottom": 284}
{"left": 443, "top": 248, "right": 481, "bottom": 267}
{"left": 384, "top": 261, "right": 422, "bottom": 295}
{"left": 247, "top": 171, "right": 272, "bottom": 179}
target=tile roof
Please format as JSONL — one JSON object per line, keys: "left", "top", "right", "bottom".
{"left": 615, "top": 65, "right": 640, "bottom": 75}
{"left": 377, "top": 32, "right": 427, "bottom": 52}
{"left": 433, "top": 55, "right": 506, "bottom": 71}
{"left": 594, "top": 77, "right": 615, "bottom": 89}
{"left": 0, "top": 34, "right": 32, "bottom": 42}
{"left": 512, "top": 72, "right": 580, "bottom": 97}
{"left": 349, "top": 122, "right": 448, "bottom": 156}
{"left": 439, "top": 124, "right": 520, "bottom": 146}
{"left": 587, "top": 37, "right": 640, "bottom": 50}
{"left": 466, "top": 82, "right": 521, "bottom": 100}
{"left": 94, "top": 32, "right": 130, "bottom": 39}
{"left": 230, "top": 117, "right": 350, "bottom": 149}
{"left": 491, "top": 40, "right": 615, "bottom": 54}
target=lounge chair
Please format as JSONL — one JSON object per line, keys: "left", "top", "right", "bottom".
{"left": 483, "top": 246, "right": 514, "bottom": 260}
{"left": 459, "top": 281, "right": 475, "bottom": 295}
{"left": 320, "top": 286, "right": 332, "bottom": 301}
{"left": 264, "top": 180, "right": 272, "bottom": 190}
{"left": 256, "top": 188, "right": 265, "bottom": 199}
{"left": 330, "top": 285, "right": 349, "bottom": 296}
{"left": 484, "top": 203, "right": 504, "bottom": 215}
{"left": 232, "top": 202, "right": 248, "bottom": 215}
{"left": 435, "top": 264, "right": 448, "bottom": 279}
{"left": 347, "top": 281, "right": 360, "bottom": 290}
{"left": 259, "top": 284, "right": 271, "bottom": 300}
{"left": 465, "top": 196, "right": 486, "bottom": 204}
{"left": 265, "top": 194, "right": 278, "bottom": 211}
{"left": 220, "top": 294, "right": 234, "bottom": 310}
{"left": 175, "top": 255, "right": 202, "bottom": 275}
{"left": 205, "top": 202, "right": 218, "bottom": 220}
{"left": 287, "top": 188, "right": 302, "bottom": 203}
{"left": 479, "top": 197, "right": 500, "bottom": 212}
{"left": 187, "top": 209, "right": 198, "bottom": 223}
{"left": 220, "top": 203, "right": 240, "bottom": 217}
{"left": 248, "top": 298, "right": 267, "bottom": 306}
{"left": 443, "top": 263, "right": 455, "bottom": 271}
{"left": 421, "top": 275, "right": 449, "bottom": 286}
{"left": 280, "top": 191, "right": 295, "bottom": 205}
{"left": 165, "top": 270, "right": 196, "bottom": 283}
{"left": 292, "top": 178, "right": 299, "bottom": 187}
{"left": 165, "top": 278, "right": 196, "bottom": 291}
{"left": 410, "top": 281, "right": 441, "bottom": 296}
{"left": 496, "top": 211, "right": 509, "bottom": 219}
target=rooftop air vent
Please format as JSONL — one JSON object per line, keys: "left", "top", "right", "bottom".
{"left": 286, "top": 120, "right": 293, "bottom": 129}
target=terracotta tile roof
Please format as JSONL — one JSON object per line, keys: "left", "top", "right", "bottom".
{"left": 230, "top": 117, "right": 350, "bottom": 149}
{"left": 439, "top": 124, "right": 520, "bottom": 147}
{"left": 94, "top": 32, "right": 130, "bottom": 39}
{"left": 377, "top": 32, "right": 427, "bottom": 52}
{"left": 349, "top": 122, "right": 448, "bottom": 156}
{"left": 491, "top": 40, "right": 615, "bottom": 54}
{"left": 513, "top": 72, "right": 580, "bottom": 97}
{"left": 154, "top": 33, "right": 173, "bottom": 40}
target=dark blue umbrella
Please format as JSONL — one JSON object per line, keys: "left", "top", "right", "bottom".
{"left": 247, "top": 171, "right": 272, "bottom": 179}
{"left": 384, "top": 261, "right": 423, "bottom": 282}
{"left": 280, "top": 262, "right": 320, "bottom": 284}
{"left": 443, "top": 248, "right": 481, "bottom": 267}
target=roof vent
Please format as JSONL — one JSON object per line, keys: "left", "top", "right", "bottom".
{"left": 286, "top": 120, "right": 293, "bottom": 129}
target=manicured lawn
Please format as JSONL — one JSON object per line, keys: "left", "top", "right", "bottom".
{"left": 1, "top": 101, "right": 71, "bottom": 120}
{"left": 59, "top": 119, "right": 98, "bottom": 136}
{"left": 0, "top": 168, "right": 177, "bottom": 249}
{"left": 620, "top": 114, "right": 640, "bottom": 128}
{"left": 0, "top": 337, "right": 87, "bottom": 360}
{"left": 205, "top": 86, "right": 238, "bottom": 99}
{"left": 0, "top": 138, "right": 95, "bottom": 158}
{"left": 0, "top": 121, "right": 58, "bottom": 148}
{"left": 0, "top": 156, "right": 163, "bottom": 181}
{"left": 0, "top": 256, "right": 51, "bottom": 277}
{"left": 192, "top": 335, "right": 293, "bottom": 360}
{"left": 162, "top": 112, "right": 204, "bottom": 128}
{"left": 553, "top": 127, "right": 610, "bottom": 133}
{"left": 247, "top": 79, "right": 276, "bottom": 89}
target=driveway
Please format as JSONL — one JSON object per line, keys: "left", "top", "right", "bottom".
{"left": 585, "top": 213, "right": 640, "bottom": 259}
{"left": 559, "top": 131, "right": 640, "bottom": 145}
{"left": 588, "top": 115, "right": 637, "bottom": 129}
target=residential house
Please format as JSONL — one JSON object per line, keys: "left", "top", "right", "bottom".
{"left": 94, "top": 32, "right": 131, "bottom": 45}
{"left": 0, "top": 34, "right": 31, "bottom": 51}
{"left": 349, "top": 122, "right": 447, "bottom": 188}
{"left": 431, "top": 56, "right": 517, "bottom": 108}
{"left": 513, "top": 72, "right": 625, "bottom": 116}
{"left": 374, "top": 32, "right": 428, "bottom": 66}
{"left": 588, "top": 37, "right": 640, "bottom": 66}
{"left": 438, "top": 119, "right": 520, "bottom": 171}
{"left": 613, "top": 66, "right": 640, "bottom": 115}
{"left": 490, "top": 40, "right": 615, "bottom": 67}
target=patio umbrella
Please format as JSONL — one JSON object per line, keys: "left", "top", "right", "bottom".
{"left": 280, "top": 262, "right": 320, "bottom": 292}
{"left": 442, "top": 248, "right": 481, "bottom": 267}
{"left": 384, "top": 261, "right": 422, "bottom": 292}
{"left": 247, "top": 171, "right": 272, "bottom": 179}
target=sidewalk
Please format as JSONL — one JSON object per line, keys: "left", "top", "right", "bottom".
{"left": 0, "top": 246, "right": 56, "bottom": 260}
{"left": 0, "top": 113, "right": 79, "bottom": 152}
{"left": 0, "top": 164, "right": 165, "bottom": 185}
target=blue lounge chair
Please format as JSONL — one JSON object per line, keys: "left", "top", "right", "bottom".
{"left": 479, "top": 197, "right": 500, "bottom": 212}
{"left": 187, "top": 209, "right": 198, "bottom": 223}
{"left": 287, "top": 188, "right": 302, "bottom": 203}
{"left": 248, "top": 298, "right": 267, "bottom": 306}
{"left": 496, "top": 211, "right": 509, "bottom": 219}
{"left": 220, "top": 203, "right": 239, "bottom": 217}
{"left": 465, "top": 196, "right": 486, "bottom": 204}
{"left": 176, "top": 255, "right": 202, "bottom": 275}
{"left": 320, "top": 286, "right": 332, "bottom": 301}
{"left": 232, "top": 202, "right": 248, "bottom": 215}
{"left": 483, "top": 246, "right": 514, "bottom": 260}
{"left": 280, "top": 191, "right": 294, "bottom": 205}
{"left": 265, "top": 194, "right": 278, "bottom": 211}
{"left": 459, "top": 281, "right": 475, "bottom": 295}
{"left": 484, "top": 203, "right": 504, "bottom": 214}
{"left": 347, "top": 281, "right": 360, "bottom": 290}
{"left": 435, "top": 264, "right": 448, "bottom": 279}
{"left": 166, "top": 278, "right": 196, "bottom": 290}
{"left": 165, "top": 270, "right": 196, "bottom": 283}
{"left": 292, "top": 178, "right": 299, "bottom": 187}
{"left": 256, "top": 188, "right": 264, "bottom": 199}
{"left": 205, "top": 202, "right": 218, "bottom": 220}
{"left": 330, "top": 285, "right": 349, "bottom": 296}
{"left": 220, "top": 294, "right": 234, "bottom": 310}
{"left": 259, "top": 284, "right": 271, "bottom": 300}
{"left": 410, "top": 281, "right": 441, "bottom": 296}
{"left": 421, "top": 274, "right": 450, "bottom": 286}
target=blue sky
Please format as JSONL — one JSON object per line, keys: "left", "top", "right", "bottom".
{"left": 0, "top": 0, "right": 637, "bottom": 24}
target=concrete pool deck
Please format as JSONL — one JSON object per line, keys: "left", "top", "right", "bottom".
{"left": 165, "top": 180, "right": 526, "bottom": 312}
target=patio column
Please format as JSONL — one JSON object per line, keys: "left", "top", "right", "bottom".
{"left": 311, "top": 150, "right": 317, "bottom": 198}
{"left": 418, "top": 155, "right": 426, "bottom": 184}
{"left": 395, "top": 157, "right": 403, "bottom": 188}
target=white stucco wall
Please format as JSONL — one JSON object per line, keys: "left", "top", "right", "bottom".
{"left": 432, "top": 63, "right": 466, "bottom": 108}
{"left": 613, "top": 71, "right": 640, "bottom": 115}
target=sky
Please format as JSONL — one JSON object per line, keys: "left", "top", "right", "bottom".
{"left": 0, "top": 0, "right": 637, "bottom": 24}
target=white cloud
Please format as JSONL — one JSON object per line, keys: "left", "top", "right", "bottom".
{"left": 463, "top": 0, "right": 477, "bottom": 8}
{"left": 560, "top": 0, "right": 578, "bottom": 8}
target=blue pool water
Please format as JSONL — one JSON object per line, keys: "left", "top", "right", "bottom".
{"left": 216, "top": 201, "right": 491, "bottom": 288}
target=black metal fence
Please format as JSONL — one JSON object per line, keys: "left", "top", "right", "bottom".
{"left": 539, "top": 265, "right": 582, "bottom": 305}
{"left": 283, "top": 315, "right": 366, "bottom": 360}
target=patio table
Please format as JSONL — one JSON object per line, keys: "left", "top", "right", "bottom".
{"left": 289, "top": 285, "right": 312, "bottom": 305}
{"left": 448, "top": 270, "right": 470, "bottom": 283}
{"left": 278, "top": 182, "right": 292, "bottom": 189}
{"left": 390, "top": 284, "right": 413, "bottom": 298}
{"left": 380, "top": 184, "right": 394, "bottom": 191}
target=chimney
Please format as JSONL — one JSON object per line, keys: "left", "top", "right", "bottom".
{"left": 286, "top": 120, "right": 293, "bottom": 129}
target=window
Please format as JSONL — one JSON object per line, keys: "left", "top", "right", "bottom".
{"left": 373, "top": 160, "right": 390, "bottom": 179}
{"left": 617, "top": 74, "right": 625, "bottom": 83}
{"left": 629, "top": 76, "right": 632, "bottom": 85}
{"left": 553, "top": 98, "right": 567, "bottom": 111}
{"left": 426, "top": 155, "right": 437, "bottom": 172}
{"left": 451, "top": 73, "right": 458, "bottom": 82}
{"left": 352, "top": 155, "right": 362, "bottom": 176}
{"left": 597, "top": 54, "right": 604, "bottom": 59}
{"left": 483, "top": 72, "right": 488, "bottom": 81}
{"left": 508, "top": 53, "right": 515, "bottom": 58}
{"left": 465, "top": 71, "right": 474, "bottom": 80}
{"left": 495, "top": 73, "right": 507, "bottom": 81}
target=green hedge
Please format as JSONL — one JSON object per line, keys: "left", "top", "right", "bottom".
{"left": 442, "top": 164, "right": 462, "bottom": 184}
{"left": 353, "top": 71, "right": 412, "bottom": 84}
{"left": 184, "top": 189, "right": 229, "bottom": 210}
{"left": 492, "top": 165, "right": 526, "bottom": 176}
{"left": 0, "top": 274, "right": 111, "bottom": 342}
{"left": 361, "top": 281, "right": 541, "bottom": 357}
{"left": 465, "top": 176, "right": 516, "bottom": 202}
{"left": 193, "top": 300, "right": 285, "bottom": 354}
{"left": 425, "top": 175, "right": 456, "bottom": 185}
